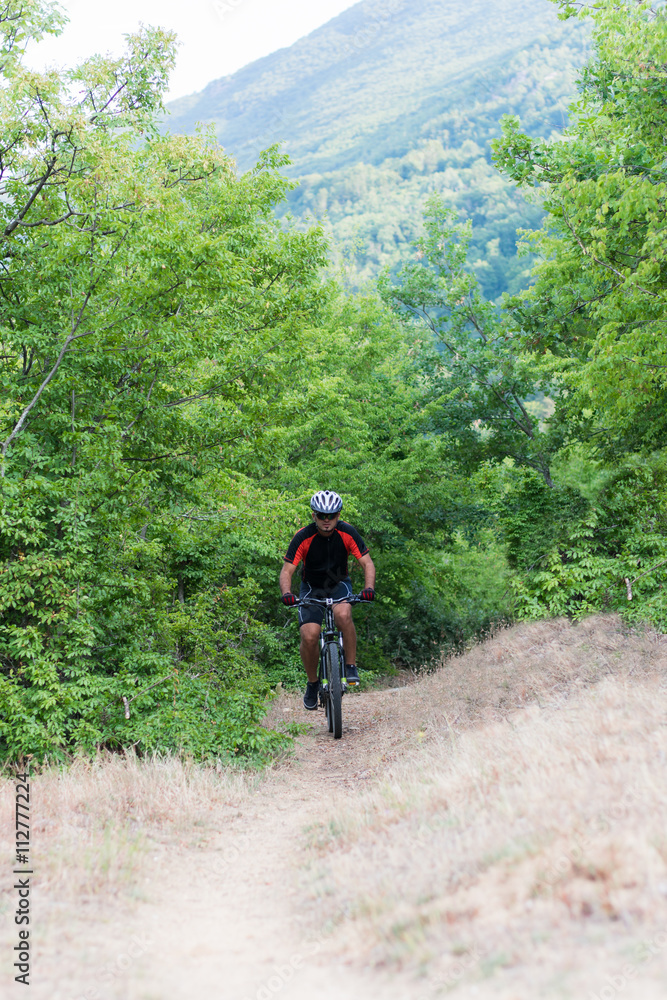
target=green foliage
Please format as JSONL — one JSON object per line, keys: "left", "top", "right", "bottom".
{"left": 491, "top": 461, "right": 667, "bottom": 625}
{"left": 0, "top": 3, "right": 326, "bottom": 763}
{"left": 480, "top": 465, "right": 589, "bottom": 571}
{"left": 238, "top": 288, "right": 491, "bottom": 674}
{"left": 379, "top": 197, "right": 566, "bottom": 486}
{"left": 366, "top": 534, "right": 511, "bottom": 670}
{"left": 469, "top": 0, "right": 667, "bottom": 631}
{"left": 10, "top": 0, "right": 667, "bottom": 767}
{"left": 1, "top": 4, "right": 512, "bottom": 764}
{"left": 494, "top": 0, "right": 667, "bottom": 458}
{"left": 369, "top": 1, "right": 667, "bottom": 638}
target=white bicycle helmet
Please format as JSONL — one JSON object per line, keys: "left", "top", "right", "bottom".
{"left": 310, "top": 490, "right": 343, "bottom": 515}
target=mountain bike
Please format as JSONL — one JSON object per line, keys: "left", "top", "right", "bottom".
{"left": 290, "top": 594, "right": 364, "bottom": 739}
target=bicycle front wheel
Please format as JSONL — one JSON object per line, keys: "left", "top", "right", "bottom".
{"left": 325, "top": 642, "right": 343, "bottom": 739}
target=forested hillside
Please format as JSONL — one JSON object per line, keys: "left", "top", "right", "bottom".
{"left": 166, "top": 0, "right": 590, "bottom": 295}
{"left": 287, "top": 26, "right": 588, "bottom": 296}
{"left": 3, "top": 0, "right": 667, "bottom": 765}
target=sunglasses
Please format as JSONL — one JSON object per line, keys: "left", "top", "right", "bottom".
{"left": 314, "top": 511, "right": 339, "bottom": 520}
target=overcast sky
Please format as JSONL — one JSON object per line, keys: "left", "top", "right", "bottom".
{"left": 25, "top": 0, "right": 360, "bottom": 100}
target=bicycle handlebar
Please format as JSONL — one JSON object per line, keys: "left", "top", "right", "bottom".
{"left": 287, "top": 594, "right": 368, "bottom": 608}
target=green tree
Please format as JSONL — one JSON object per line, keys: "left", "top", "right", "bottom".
{"left": 378, "top": 195, "right": 564, "bottom": 486}
{"left": 486, "top": 0, "right": 667, "bottom": 622}
{"left": 495, "top": 0, "right": 667, "bottom": 458}
{"left": 257, "top": 287, "right": 508, "bottom": 669}
{"left": 0, "top": 2, "right": 328, "bottom": 761}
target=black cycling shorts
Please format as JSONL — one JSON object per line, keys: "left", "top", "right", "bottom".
{"left": 298, "top": 578, "right": 353, "bottom": 627}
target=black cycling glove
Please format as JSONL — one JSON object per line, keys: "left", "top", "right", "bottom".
{"left": 360, "top": 588, "right": 375, "bottom": 602}
{"left": 282, "top": 593, "right": 297, "bottom": 606}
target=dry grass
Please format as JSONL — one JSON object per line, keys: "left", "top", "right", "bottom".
{"left": 3, "top": 614, "right": 667, "bottom": 999}
{"left": 0, "top": 753, "right": 253, "bottom": 901}
{"left": 372, "top": 612, "right": 667, "bottom": 738}
{"left": 302, "top": 616, "right": 667, "bottom": 995}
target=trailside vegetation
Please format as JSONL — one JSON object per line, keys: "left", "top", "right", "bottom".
{"left": 489, "top": 0, "right": 667, "bottom": 624}
{"left": 380, "top": 0, "right": 667, "bottom": 627}
{"left": 2, "top": 0, "right": 667, "bottom": 763}
{"left": 0, "top": 4, "right": 329, "bottom": 761}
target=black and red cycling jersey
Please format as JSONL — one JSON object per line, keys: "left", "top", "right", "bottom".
{"left": 283, "top": 521, "right": 369, "bottom": 590}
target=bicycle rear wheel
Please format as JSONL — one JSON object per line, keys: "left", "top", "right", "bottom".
{"left": 325, "top": 643, "right": 343, "bottom": 739}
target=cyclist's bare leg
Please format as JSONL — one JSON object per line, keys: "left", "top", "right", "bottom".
{"left": 299, "top": 623, "right": 321, "bottom": 682}
{"left": 333, "top": 602, "right": 356, "bottom": 665}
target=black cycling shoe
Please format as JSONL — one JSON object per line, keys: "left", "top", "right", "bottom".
{"left": 345, "top": 663, "right": 360, "bottom": 685}
{"left": 303, "top": 681, "right": 319, "bottom": 710}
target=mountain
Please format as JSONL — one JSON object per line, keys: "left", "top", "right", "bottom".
{"left": 165, "top": 0, "right": 590, "bottom": 296}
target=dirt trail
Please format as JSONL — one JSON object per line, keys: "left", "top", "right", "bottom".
{"left": 14, "top": 616, "right": 667, "bottom": 1000}
{"left": 35, "top": 689, "right": 419, "bottom": 1000}
{"left": 121, "top": 692, "right": 414, "bottom": 1000}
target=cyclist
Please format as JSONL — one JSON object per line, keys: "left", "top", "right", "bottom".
{"left": 280, "top": 490, "right": 376, "bottom": 710}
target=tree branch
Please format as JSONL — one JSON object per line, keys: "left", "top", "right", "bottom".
{"left": 1, "top": 329, "right": 93, "bottom": 470}
{"left": 560, "top": 201, "right": 662, "bottom": 300}
{"left": 3, "top": 157, "right": 57, "bottom": 237}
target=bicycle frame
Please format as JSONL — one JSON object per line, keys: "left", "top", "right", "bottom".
{"left": 317, "top": 598, "right": 348, "bottom": 705}
{"left": 289, "top": 594, "right": 363, "bottom": 738}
